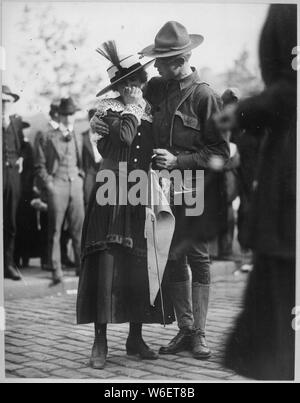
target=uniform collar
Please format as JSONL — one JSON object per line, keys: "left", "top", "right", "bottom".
{"left": 168, "top": 67, "right": 200, "bottom": 91}
{"left": 178, "top": 67, "right": 200, "bottom": 90}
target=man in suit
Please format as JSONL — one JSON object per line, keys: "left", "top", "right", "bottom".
{"left": 35, "top": 97, "right": 85, "bottom": 285}
{"left": 2, "top": 85, "right": 25, "bottom": 281}
{"left": 81, "top": 109, "right": 102, "bottom": 208}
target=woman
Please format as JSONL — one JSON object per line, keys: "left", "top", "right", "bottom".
{"left": 77, "top": 41, "right": 175, "bottom": 370}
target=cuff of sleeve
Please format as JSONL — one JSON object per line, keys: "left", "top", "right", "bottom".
{"left": 177, "top": 153, "right": 195, "bottom": 170}
{"left": 121, "top": 104, "right": 144, "bottom": 125}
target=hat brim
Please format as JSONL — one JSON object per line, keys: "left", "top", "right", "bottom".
{"left": 2, "top": 92, "right": 20, "bottom": 103}
{"left": 139, "top": 34, "right": 204, "bottom": 59}
{"left": 96, "top": 59, "right": 155, "bottom": 97}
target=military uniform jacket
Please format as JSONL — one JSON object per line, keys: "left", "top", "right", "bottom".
{"left": 145, "top": 69, "right": 230, "bottom": 243}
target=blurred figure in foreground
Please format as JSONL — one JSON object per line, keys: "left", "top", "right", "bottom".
{"left": 2, "top": 85, "right": 24, "bottom": 281}
{"left": 221, "top": 4, "right": 297, "bottom": 380}
{"left": 81, "top": 108, "right": 102, "bottom": 208}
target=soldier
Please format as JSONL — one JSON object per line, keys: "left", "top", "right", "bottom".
{"left": 2, "top": 85, "right": 25, "bottom": 281}
{"left": 140, "top": 22, "right": 230, "bottom": 359}
{"left": 35, "top": 97, "right": 85, "bottom": 285}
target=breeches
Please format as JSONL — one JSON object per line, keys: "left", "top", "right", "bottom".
{"left": 168, "top": 240, "right": 211, "bottom": 285}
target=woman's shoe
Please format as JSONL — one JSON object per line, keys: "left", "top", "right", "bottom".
{"left": 126, "top": 338, "right": 159, "bottom": 360}
{"left": 90, "top": 337, "right": 108, "bottom": 370}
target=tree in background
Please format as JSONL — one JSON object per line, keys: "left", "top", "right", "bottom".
{"left": 224, "top": 50, "right": 264, "bottom": 96}
{"left": 15, "top": 4, "right": 101, "bottom": 114}
{"left": 198, "top": 50, "right": 264, "bottom": 97}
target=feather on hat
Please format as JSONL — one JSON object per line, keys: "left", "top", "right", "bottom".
{"left": 96, "top": 40, "right": 154, "bottom": 97}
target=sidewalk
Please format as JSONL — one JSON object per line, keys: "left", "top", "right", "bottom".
{"left": 4, "top": 260, "right": 250, "bottom": 381}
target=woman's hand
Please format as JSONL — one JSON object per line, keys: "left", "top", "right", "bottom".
{"left": 122, "top": 86, "right": 144, "bottom": 106}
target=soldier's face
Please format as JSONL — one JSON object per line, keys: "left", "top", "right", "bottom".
{"left": 154, "top": 58, "right": 181, "bottom": 80}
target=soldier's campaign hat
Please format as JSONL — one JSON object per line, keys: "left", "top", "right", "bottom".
{"left": 58, "top": 97, "right": 80, "bottom": 116}
{"left": 139, "top": 21, "right": 204, "bottom": 59}
{"left": 2, "top": 85, "right": 20, "bottom": 103}
{"left": 96, "top": 40, "right": 154, "bottom": 97}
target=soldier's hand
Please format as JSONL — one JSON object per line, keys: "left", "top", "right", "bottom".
{"left": 154, "top": 149, "right": 178, "bottom": 170}
{"left": 90, "top": 114, "right": 110, "bottom": 137}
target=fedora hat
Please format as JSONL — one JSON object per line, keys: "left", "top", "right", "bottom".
{"left": 2, "top": 85, "right": 20, "bottom": 103}
{"left": 58, "top": 97, "right": 80, "bottom": 116}
{"left": 139, "top": 21, "right": 204, "bottom": 59}
{"left": 96, "top": 41, "right": 154, "bottom": 97}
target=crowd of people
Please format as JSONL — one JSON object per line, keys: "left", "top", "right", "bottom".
{"left": 2, "top": 4, "right": 297, "bottom": 381}
{"left": 2, "top": 86, "right": 250, "bottom": 283}
{"left": 2, "top": 92, "right": 101, "bottom": 283}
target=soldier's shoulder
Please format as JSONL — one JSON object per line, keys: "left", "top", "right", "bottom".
{"left": 194, "top": 82, "right": 216, "bottom": 96}
{"left": 193, "top": 82, "right": 221, "bottom": 102}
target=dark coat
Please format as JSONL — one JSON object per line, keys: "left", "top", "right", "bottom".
{"left": 2, "top": 115, "right": 26, "bottom": 168}
{"left": 81, "top": 99, "right": 154, "bottom": 257}
{"left": 225, "top": 4, "right": 297, "bottom": 381}
{"left": 146, "top": 71, "right": 230, "bottom": 247}
{"left": 234, "top": 4, "right": 297, "bottom": 258}
{"left": 77, "top": 98, "right": 174, "bottom": 325}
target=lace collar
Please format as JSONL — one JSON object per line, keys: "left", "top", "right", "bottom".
{"left": 95, "top": 98, "right": 153, "bottom": 123}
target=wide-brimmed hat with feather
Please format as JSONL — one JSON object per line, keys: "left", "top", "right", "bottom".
{"left": 96, "top": 41, "right": 154, "bottom": 97}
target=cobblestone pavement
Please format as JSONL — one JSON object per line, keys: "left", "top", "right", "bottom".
{"left": 4, "top": 264, "right": 250, "bottom": 381}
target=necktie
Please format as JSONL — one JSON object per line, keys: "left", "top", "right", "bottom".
{"left": 64, "top": 129, "right": 73, "bottom": 142}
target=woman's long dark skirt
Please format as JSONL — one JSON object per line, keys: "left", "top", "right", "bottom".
{"left": 77, "top": 246, "right": 175, "bottom": 325}
{"left": 224, "top": 254, "right": 296, "bottom": 381}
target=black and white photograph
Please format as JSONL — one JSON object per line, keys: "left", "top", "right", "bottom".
{"left": 0, "top": 0, "right": 299, "bottom": 385}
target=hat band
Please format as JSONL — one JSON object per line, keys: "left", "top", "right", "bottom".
{"left": 154, "top": 40, "right": 192, "bottom": 53}
{"left": 110, "top": 62, "right": 142, "bottom": 84}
